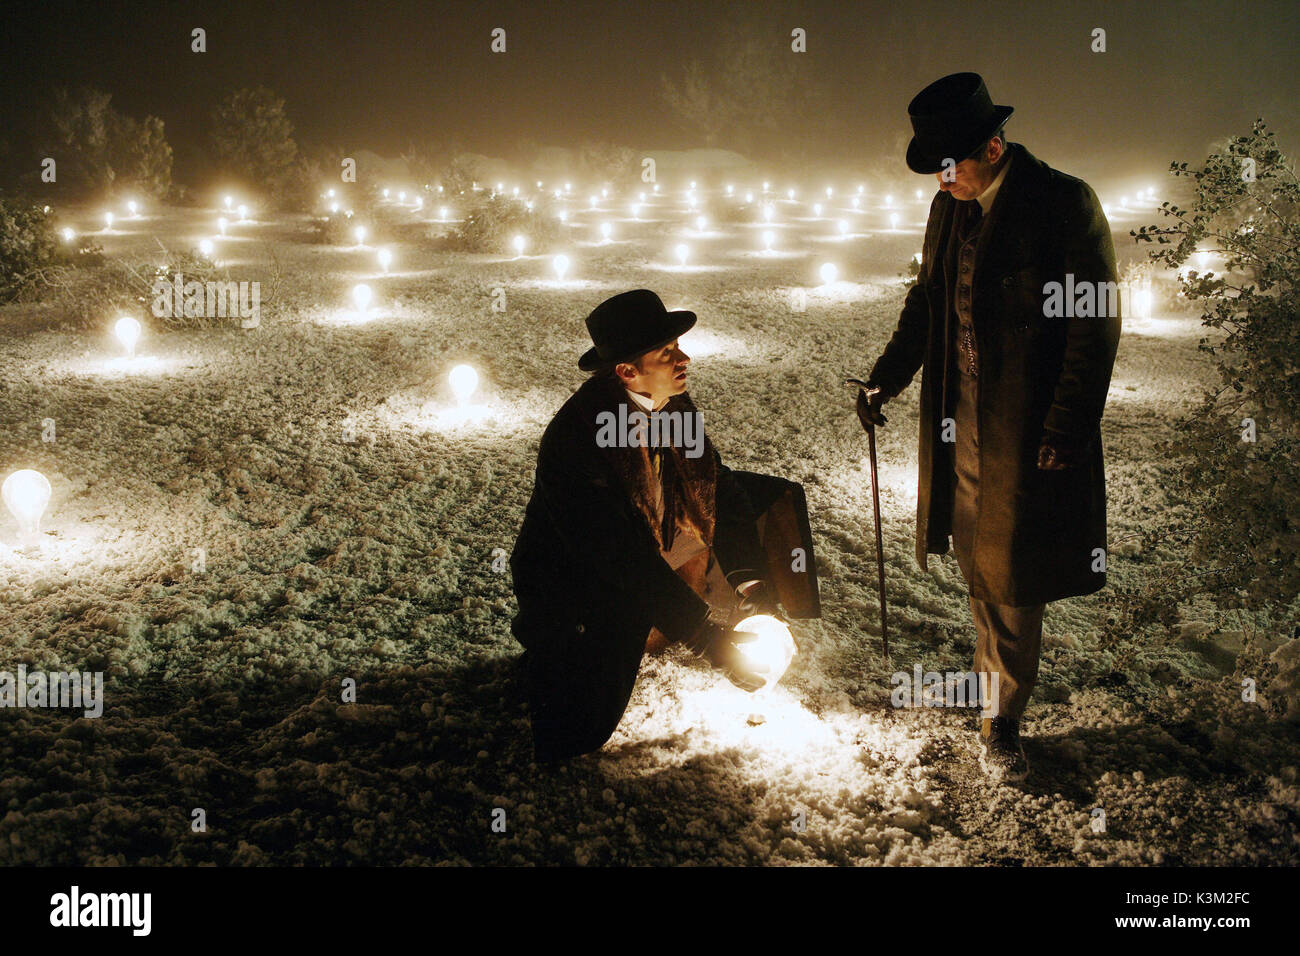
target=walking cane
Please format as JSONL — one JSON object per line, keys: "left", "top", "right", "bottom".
{"left": 845, "top": 378, "right": 890, "bottom": 661}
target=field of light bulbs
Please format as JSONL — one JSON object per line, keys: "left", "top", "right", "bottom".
{"left": 1, "top": 178, "right": 1296, "bottom": 866}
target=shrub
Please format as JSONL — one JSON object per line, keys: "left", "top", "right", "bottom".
{"left": 448, "top": 195, "right": 559, "bottom": 255}
{"left": 210, "top": 87, "right": 303, "bottom": 210}
{"left": 0, "top": 197, "right": 59, "bottom": 298}
{"left": 44, "top": 87, "right": 173, "bottom": 198}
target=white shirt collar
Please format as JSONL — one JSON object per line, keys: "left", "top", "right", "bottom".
{"left": 975, "top": 152, "right": 1012, "bottom": 214}
{"left": 625, "top": 388, "right": 656, "bottom": 413}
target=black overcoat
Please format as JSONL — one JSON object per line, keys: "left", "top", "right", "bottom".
{"left": 868, "top": 143, "right": 1121, "bottom": 606}
{"left": 511, "top": 374, "right": 819, "bottom": 760}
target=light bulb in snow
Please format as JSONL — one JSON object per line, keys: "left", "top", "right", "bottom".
{"left": 600, "top": 222, "right": 612, "bottom": 241}
{"left": 377, "top": 247, "right": 392, "bottom": 273}
{"left": 327, "top": 188, "right": 336, "bottom": 198}
{"left": 512, "top": 234, "right": 527, "bottom": 256}
{"left": 1146, "top": 186, "right": 1155, "bottom": 198}
{"left": 689, "top": 181, "right": 696, "bottom": 189}
{"left": 890, "top": 213, "right": 900, "bottom": 230}
{"left": 601, "top": 188, "right": 608, "bottom": 198}
{"left": 1120, "top": 195, "right": 1128, "bottom": 208}
{"left": 762, "top": 230, "right": 774, "bottom": 252}
{"left": 352, "top": 283, "right": 372, "bottom": 314}
{"left": 813, "top": 203, "right": 823, "bottom": 216}
{"left": 762, "top": 205, "right": 774, "bottom": 222}
{"left": 565, "top": 182, "right": 571, "bottom": 192}
{"left": 630, "top": 203, "right": 641, "bottom": 218}
{"left": 915, "top": 189, "right": 924, "bottom": 200}
{"left": 114, "top": 315, "right": 141, "bottom": 357}
{"left": 238, "top": 204, "right": 248, "bottom": 221}
{"left": 128, "top": 200, "right": 139, "bottom": 217}
{"left": 852, "top": 196, "right": 861, "bottom": 209}
{"left": 199, "top": 239, "right": 214, "bottom": 258}
{"left": 218, "top": 217, "right": 228, "bottom": 234}
{"left": 858, "top": 184, "right": 865, "bottom": 194}
{"left": 726, "top": 184, "right": 734, "bottom": 195}
{"left": 439, "top": 207, "right": 449, "bottom": 220}
{"left": 383, "top": 188, "right": 390, "bottom": 198}
{"left": 787, "top": 189, "right": 795, "bottom": 200}
{"left": 512, "top": 187, "right": 520, "bottom": 197}
{"left": 675, "top": 243, "right": 690, "bottom": 266}
{"left": 553, "top": 254, "right": 570, "bottom": 280}
{"left": 104, "top": 211, "right": 114, "bottom": 231}
{"left": 449, "top": 364, "right": 479, "bottom": 406}
{"left": 414, "top": 197, "right": 423, "bottom": 210}
{"left": 745, "top": 191, "right": 753, "bottom": 203}
{"left": 762, "top": 181, "right": 769, "bottom": 191}
{"left": 2, "top": 470, "right": 52, "bottom": 539}
{"left": 653, "top": 184, "right": 660, "bottom": 194}
{"left": 558, "top": 210, "right": 568, "bottom": 223}
{"left": 732, "top": 614, "right": 796, "bottom": 691}
{"left": 399, "top": 191, "right": 406, "bottom": 201}
{"left": 837, "top": 219, "right": 849, "bottom": 236}
{"left": 354, "top": 225, "right": 367, "bottom": 245}
{"left": 695, "top": 215, "right": 707, "bottom": 232}
{"left": 819, "top": 262, "right": 839, "bottom": 284}
{"left": 224, "top": 195, "right": 233, "bottom": 209}
{"left": 61, "top": 227, "right": 75, "bottom": 243}
{"left": 639, "top": 192, "right": 646, "bottom": 202}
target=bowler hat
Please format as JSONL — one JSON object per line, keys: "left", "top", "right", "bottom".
{"left": 577, "top": 289, "right": 696, "bottom": 371}
{"left": 905, "top": 72, "right": 1014, "bottom": 175}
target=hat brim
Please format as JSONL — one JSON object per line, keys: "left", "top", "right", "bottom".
{"left": 578, "top": 310, "right": 697, "bottom": 371}
{"left": 906, "top": 105, "right": 1014, "bottom": 174}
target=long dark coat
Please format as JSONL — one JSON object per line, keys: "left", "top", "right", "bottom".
{"left": 511, "top": 374, "right": 820, "bottom": 761}
{"left": 868, "top": 143, "right": 1121, "bottom": 606}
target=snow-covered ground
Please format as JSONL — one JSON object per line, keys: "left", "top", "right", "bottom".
{"left": 0, "top": 190, "right": 1295, "bottom": 865}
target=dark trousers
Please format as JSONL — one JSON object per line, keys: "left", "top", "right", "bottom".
{"left": 951, "top": 363, "right": 1045, "bottom": 723}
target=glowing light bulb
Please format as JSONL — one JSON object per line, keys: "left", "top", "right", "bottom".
{"left": 837, "top": 219, "right": 849, "bottom": 235}
{"left": 1133, "top": 288, "right": 1152, "bottom": 319}
{"left": 675, "top": 243, "right": 690, "bottom": 266}
{"left": 114, "top": 315, "right": 141, "bottom": 357}
{"left": 383, "top": 188, "right": 390, "bottom": 198}
{"left": 449, "top": 364, "right": 479, "bottom": 406}
{"left": 726, "top": 184, "right": 734, "bottom": 195}
{"left": 1120, "top": 195, "right": 1128, "bottom": 208}
{"left": 61, "top": 227, "right": 75, "bottom": 243}
{"left": 762, "top": 230, "right": 774, "bottom": 252}
{"left": 745, "top": 191, "right": 753, "bottom": 203}
{"left": 825, "top": 187, "right": 833, "bottom": 198}
{"left": 558, "top": 210, "right": 568, "bottom": 223}
{"left": 352, "top": 283, "right": 372, "bottom": 314}
{"left": 890, "top": 212, "right": 900, "bottom": 230}
{"left": 762, "top": 181, "right": 770, "bottom": 191}
{"left": 601, "top": 188, "right": 608, "bottom": 198}
{"left": 354, "top": 225, "right": 368, "bottom": 245}
{"left": 813, "top": 203, "right": 823, "bottom": 216}
{"left": 439, "top": 207, "right": 449, "bottom": 220}
{"left": 553, "top": 254, "right": 570, "bottom": 280}
{"left": 858, "top": 185, "right": 865, "bottom": 194}
{"left": 589, "top": 195, "right": 598, "bottom": 208}
{"left": 630, "top": 203, "right": 641, "bottom": 218}
{"left": 851, "top": 196, "right": 861, "bottom": 209}
{"left": 915, "top": 189, "right": 924, "bottom": 200}
{"left": 104, "top": 211, "right": 114, "bottom": 231}
{"left": 513, "top": 234, "right": 527, "bottom": 256}
{"left": 884, "top": 194, "right": 893, "bottom": 207}
{"left": 787, "top": 189, "right": 795, "bottom": 200}
{"left": 565, "top": 182, "right": 571, "bottom": 192}
{"left": 600, "top": 222, "right": 612, "bottom": 242}
{"left": 127, "top": 200, "right": 138, "bottom": 217}
{"left": 399, "top": 191, "right": 406, "bottom": 201}
{"left": 653, "top": 184, "right": 660, "bottom": 194}
{"left": 218, "top": 217, "right": 228, "bottom": 234}
{"left": 695, "top": 215, "right": 707, "bottom": 232}
{"left": 199, "top": 239, "right": 214, "bottom": 258}
{"left": 415, "top": 198, "right": 422, "bottom": 210}
{"left": 224, "top": 195, "right": 233, "bottom": 209}
{"left": 377, "top": 247, "right": 392, "bottom": 273}
{"left": 327, "top": 188, "right": 336, "bottom": 198}
{"left": 238, "top": 204, "right": 248, "bottom": 221}
{"left": 819, "top": 262, "right": 839, "bottom": 284}
{"left": 732, "top": 614, "right": 797, "bottom": 691}
{"left": 689, "top": 181, "right": 696, "bottom": 189}
{"left": 513, "top": 187, "right": 520, "bottom": 197}
{"left": 2, "top": 469, "right": 52, "bottom": 540}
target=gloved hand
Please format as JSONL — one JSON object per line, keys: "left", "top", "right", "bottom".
{"left": 734, "top": 578, "right": 780, "bottom": 618}
{"left": 848, "top": 379, "right": 888, "bottom": 428}
{"left": 685, "top": 620, "right": 768, "bottom": 693}
{"left": 1037, "top": 430, "right": 1090, "bottom": 470}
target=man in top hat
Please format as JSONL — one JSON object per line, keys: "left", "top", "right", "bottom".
{"left": 511, "top": 289, "right": 821, "bottom": 762}
{"left": 855, "top": 73, "right": 1121, "bottom": 782}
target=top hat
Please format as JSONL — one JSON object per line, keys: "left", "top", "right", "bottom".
{"left": 905, "top": 72, "right": 1014, "bottom": 175}
{"left": 577, "top": 289, "right": 696, "bottom": 371}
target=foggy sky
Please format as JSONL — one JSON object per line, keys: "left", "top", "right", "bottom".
{"left": 2, "top": 0, "right": 1297, "bottom": 188}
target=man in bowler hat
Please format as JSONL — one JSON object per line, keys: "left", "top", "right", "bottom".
{"left": 512, "top": 290, "right": 821, "bottom": 762}
{"left": 856, "top": 73, "right": 1121, "bottom": 781}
